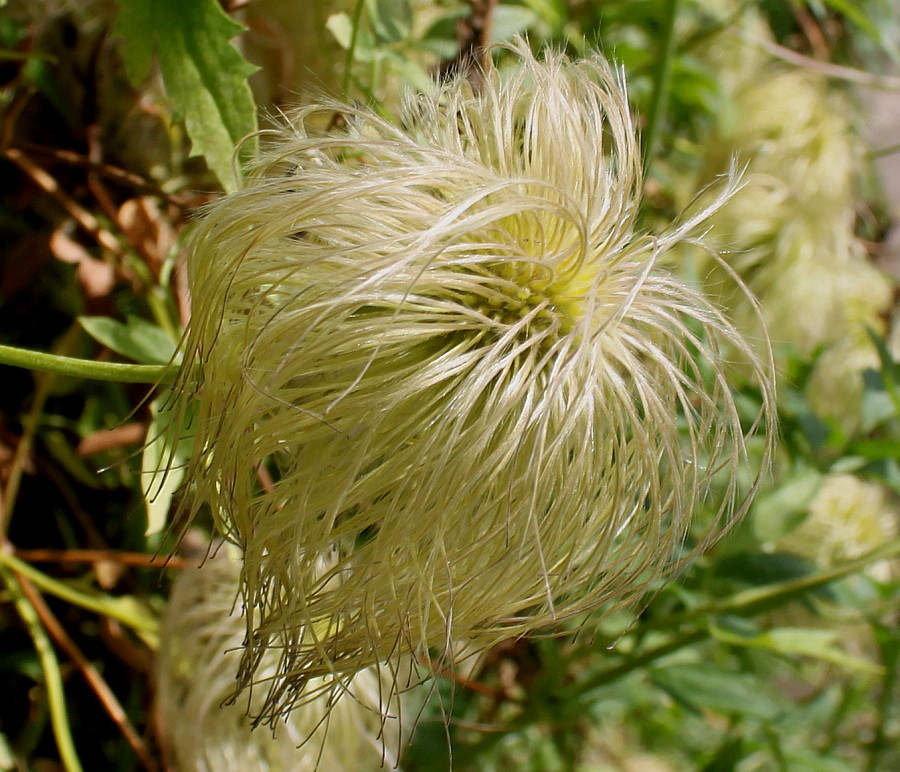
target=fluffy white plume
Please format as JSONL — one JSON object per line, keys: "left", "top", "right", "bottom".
{"left": 175, "top": 43, "right": 774, "bottom": 722}
{"left": 156, "top": 551, "right": 411, "bottom": 770}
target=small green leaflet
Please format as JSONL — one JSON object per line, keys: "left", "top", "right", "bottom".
{"left": 327, "top": 12, "right": 378, "bottom": 62}
{"left": 365, "top": 0, "right": 412, "bottom": 43}
{"left": 650, "top": 663, "right": 783, "bottom": 720}
{"left": 79, "top": 315, "right": 180, "bottom": 366}
{"left": 114, "top": 0, "right": 258, "bottom": 192}
{"left": 141, "top": 390, "right": 194, "bottom": 536}
{"left": 712, "top": 625, "right": 883, "bottom": 674}
{"left": 751, "top": 467, "right": 823, "bottom": 542}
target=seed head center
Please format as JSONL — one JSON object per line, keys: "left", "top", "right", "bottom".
{"left": 465, "top": 261, "right": 578, "bottom": 336}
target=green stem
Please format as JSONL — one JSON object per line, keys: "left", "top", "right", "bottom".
{"left": 764, "top": 725, "right": 790, "bottom": 772}
{"left": 572, "top": 627, "right": 707, "bottom": 696}
{"left": 868, "top": 140, "right": 900, "bottom": 159}
{"left": 1, "top": 565, "right": 84, "bottom": 772}
{"left": 147, "top": 287, "right": 181, "bottom": 346}
{"left": 866, "top": 622, "right": 899, "bottom": 771}
{"left": 0, "top": 551, "right": 158, "bottom": 635}
{"left": 570, "top": 541, "right": 900, "bottom": 695}
{"left": 0, "top": 343, "right": 175, "bottom": 384}
{"left": 642, "top": 0, "right": 681, "bottom": 176}
{"left": 708, "top": 540, "right": 900, "bottom": 618}
{"left": 342, "top": 0, "right": 366, "bottom": 99}
{"left": 642, "top": 540, "right": 900, "bottom": 634}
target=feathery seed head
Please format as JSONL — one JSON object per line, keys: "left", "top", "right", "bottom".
{"left": 156, "top": 552, "right": 410, "bottom": 771}
{"left": 778, "top": 474, "right": 898, "bottom": 581}
{"left": 177, "top": 43, "right": 774, "bottom": 722}
{"left": 687, "top": 53, "right": 891, "bottom": 429}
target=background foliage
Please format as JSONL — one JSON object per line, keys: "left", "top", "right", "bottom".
{"left": 0, "top": 1, "right": 898, "bottom": 770}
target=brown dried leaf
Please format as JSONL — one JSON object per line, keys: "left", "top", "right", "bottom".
{"left": 49, "top": 228, "right": 115, "bottom": 299}
{"left": 118, "top": 196, "right": 177, "bottom": 275}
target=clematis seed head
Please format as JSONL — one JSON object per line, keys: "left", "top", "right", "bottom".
{"left": 176, "top": 42, "right": 775, "bottom": 723}
{"left": 156, "top": 551, "right": 411, "bottom": 770}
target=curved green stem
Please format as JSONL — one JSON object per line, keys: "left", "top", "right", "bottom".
{"left": 647, "top": 540, "right": 900, "bottom": 635}
{"left": 0, "top": 551, "right": 158, "bottom": 636}
{"left": 0, "top": 343, "right": 176, "bottom": 384}
{"left": 2, "top": 565, "right": 84, "bottom": 772}
{"left": 570, "top": 540, "right": 900, "bottom": 695}
{"left": 573, "top": 627, "right": 707, "bottom": 696}
{"left": 866, "top": 620, "right": 900, "bottom": 771}
{"left": 342, "top": 0, "right": 366, "bottom": 99}
{"left": 642, "top": 0, "right": 681, "bottom": 176}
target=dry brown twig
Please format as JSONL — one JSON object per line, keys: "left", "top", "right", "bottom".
{"left": 4, "top": 147, "right": 122, "bottom": 255}
{"left": 77, "top": 423, "right": 148, "bottom": 457}
{"left": 747, "top": 34, "right": 900, "bottom": 89}
{"left": 15, "top": 574, "right": 160, "bottom": 772}
{"left": 439, "top": 0, "right": 499, "bottom": 89}
{"left": 789, "top": 3, "right": 830, "bottom": 60}
{"left": 14, "top": 548, "right": 185, "bottom": 570}
{"left": 15, "top": 140, "right": 190, "bottom": 207}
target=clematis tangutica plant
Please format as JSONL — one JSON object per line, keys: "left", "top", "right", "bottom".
{"left": 174, "top": 43, "right": 775, "bottom": 722}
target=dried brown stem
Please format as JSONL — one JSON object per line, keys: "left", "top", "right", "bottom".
{"left": 14, "top": 548, "right": 186, "bottom": 570}
{"left": 0, "top": 328, "right": 76, "bottom": 536}
{"left": 439, "top": 0, "right": 498, "bottom": 89}
{"left": 85, "top": 125, "right": 163, "bottom": 273}
{"left": 15, "top": 141, "right": 190, "bottom": 207}
{"left": 4, "top": 147, "right": 122, "bottom": 255}
{"left": 77, "top": 422, "right": 148, "bottom": 456}
{"left": 421, "top": 656, "right": 507, "bottom": 700}
{"left": 748, "top": 34, "right": 900, "bottom": 89}
{"left": 789, "top": 4, "right": 830, "bottom": 60}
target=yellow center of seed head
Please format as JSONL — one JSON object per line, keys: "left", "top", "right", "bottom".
{"left": 461, "top": 254, "right": 589, "bottom": 341}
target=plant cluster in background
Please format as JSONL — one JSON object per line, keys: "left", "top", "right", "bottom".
{"left": 0, "top": 1, "right": 897, "bottom": 771}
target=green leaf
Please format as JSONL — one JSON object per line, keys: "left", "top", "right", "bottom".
{"left": 712, "top": 626, "right": 882, "bottom": 674}
{"left": 715, "top": 552, "right": 823, "bottom": 591}
{"left": 327, "top": 12, "right": 377, "bottom": 62}
{"left": 518, "top": 0, "right": 566, "bottom": 29}
{"left": 781, "top": 749, "right": 861, "bottom": 772}
{"left": 419, "top": 8, "right": 466, "bottom": 60}
{"left": 365, "top": 0, "right": 412, "bottom": 43}
{"left": 864, "top": 327, "right": 900, "bottom": 418}
{"left": 490, "top": 5, "right": 539, "bottom": 43}
{"left": 79, "top": 316, "right": 179, "bottom": 366}
{"left": 872, "top": 618, "right": 900, "bottom": 671}
{"left": 861, "top": 369, "right": 897, "bottom": 432}
{"left": 752, "top": 467, "right": 823, "bottom": 542}
{"left": 701, "top": 736, "right": 745, "bottom": 772}
{"left": 385, "top": 52, "right": 433, "bottom": 92}
{"left": 650, "top": 663, "right": 782, "bottom": 720}
{"left": 114, "top": 0, "right": 258, "bottom": 191}
{"left": 817, "top": 0, "right": 880, "bottom": 40}
{"left": 861, "top": 457, "right": 900, "bottom": 496}
{"left": 141, "top": 390, "right": 194, "bottom": 536}
{"left": 846, "top": 438, "right": 900, "bottom": 460}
